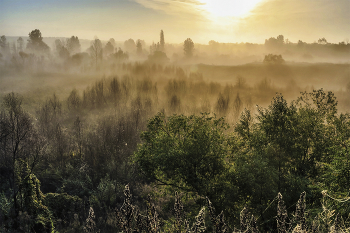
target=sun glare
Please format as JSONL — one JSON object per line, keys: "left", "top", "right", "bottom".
{"left": 199, "top": 0, "right": 263, "bottom": 18}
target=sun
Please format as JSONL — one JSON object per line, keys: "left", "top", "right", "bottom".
{"left": 198, "top": 0, "right": 263, "bottom": 18}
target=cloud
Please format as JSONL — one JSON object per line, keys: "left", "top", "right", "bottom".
{"left": 236, "top": 0, "right": 350, "bottom": 43}
{"left": 172, "top": 0, "right": 205, "bottom": 5}
{"left": 133, "top": 0, "right": 205, "bottom": 18}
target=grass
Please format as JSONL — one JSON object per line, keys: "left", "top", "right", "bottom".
{"left": 80, "top": 185, "right": 349, "bottom": 232}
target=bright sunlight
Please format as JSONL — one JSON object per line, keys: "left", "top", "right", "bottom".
{"left": 199, "top": 0, "right": 263, "bottom": 18}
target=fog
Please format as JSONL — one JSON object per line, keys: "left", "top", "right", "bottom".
{"left": 1, "top": 32, "right": 349, "bottom": 119}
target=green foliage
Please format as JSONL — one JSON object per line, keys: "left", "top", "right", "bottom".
{"left": 229, "top": 89, "right": 348, "bottom": 230}
{"left": 134, "top": 112, "right": 230, "bottom": 197}
{"left": 44, "top": 192, "right": 84, "bottom": 224}
{"left": 59, "top": 162, "right": 93, "bottom": 197}
{"left": 133, "top": 89, "right": 349, "bottom": 230}
{"left": 2, "top": 82, "right": 349, "bottom": 232}
{"left": 0, "top": 192, "right": 12, "bottom": 218}
{"left": 318, "top": 113, "right": 350, "bottom": 194}
{"left": 90, "top": 174, "right": 123, "bottom": 210}
{"left": 15, "top": 160, "right": 54, "bottom": 232}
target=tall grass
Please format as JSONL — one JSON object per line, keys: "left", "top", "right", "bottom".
{"left": 81, "top": 185, "right": 349, "bottom": 232}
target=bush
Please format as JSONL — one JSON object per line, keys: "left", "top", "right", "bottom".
{"left": 45, "top": 192, "right": 84, "bottom": 226}
{"left": 263, "top": 54, "right": 285, "bottom": 64}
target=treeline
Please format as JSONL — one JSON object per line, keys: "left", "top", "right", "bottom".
{"left": 1, "top": 81, "right": 349, "bottom": 231}
{"left": 1, "top": 30, "right": 350, "bottom": 74}
{"left": 205, "top": 35, "right": 350, "bottom": 56}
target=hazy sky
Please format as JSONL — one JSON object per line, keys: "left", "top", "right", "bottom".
{"left": 1, "top": 0, "right": 349, "bottom": 44}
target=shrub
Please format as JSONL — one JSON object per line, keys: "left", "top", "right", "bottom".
{"left": 263, "top": 54, "right": 285, "bottom": 64}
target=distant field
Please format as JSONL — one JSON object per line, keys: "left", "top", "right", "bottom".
{"left": 196, "top": 62, "right": 349, "bottom": 90}
{"left": 1, "top": 61, "right": 349, "bottom": 113}
{"left": 196, "top": 62, "right": 350, "bottom": 112}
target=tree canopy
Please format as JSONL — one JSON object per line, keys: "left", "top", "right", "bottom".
{"left": 134, "top": 113, "right": 230, "bottom": 198}
{"left": 133, "top": 89, "right": 350, "bottom": 229}
{"left": 26, "top": 29, "right": 50, "bottom": 53}
{"left": 66, "top": 36, "right": 81, "bottom": 54}
{"left": 183, "top": 38, "right": 194, "bottom": 58}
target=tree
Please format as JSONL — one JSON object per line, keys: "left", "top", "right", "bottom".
{"left": 55, "top": 39, "right": 69, "bottom": 59}
{"left": 104, "top": 41, "right": 114, "bottom": 58}
{"left": 26, "top": 29, "right": 50, "bottom": 54}
{"left": 147, "top": 51, "right": 168, "bottom": 63}
{"left": 134, "top": 112, "right": 230, "bottom": 199}
{"left": 265, "top": 35, "right": 284, "bottom": 49}
{"left": 150, "top": 42, "right": 156, "bottom": 54}
{"left": 297, "top": 40, "right": 305, "bottom": 47}
{"left": 0, "top": 35, "right": 10, "bottom": 55}
{"left": 108, "top": 38, "right": 116, "bottom": 47}
{"left": 136, "top": 39, "right": 143, "bottom": 56}
{"left": 124, "top": 38, "right": 136, "bottom": 53}
{"left": 11, "top": 41, "right": 17, "bottom": 55}
{"left": 263, "top": 54, "right": 285, "bottom": 64}
{"left": 277, "top": 35, "right": 284, "bottom": 44}
{"left": 160, "top": 30, "right": 165, "bottom": 52}
{"left": 321, "top": 112, "right": 350, "bottom": 194}
{"left": 0, "top": 93, "right": 43, "bottom": 220}
{"left": 14, "top": 160, "right": 54, "bottom": 232}
{"left": 183, "top": 38, "right": 194, "bottom": 58}
{"left": 66, "top": 36, "right": 81, "bottom": 54}
{"left": 0, "top": 35, "right": 6, "bottom": 49}
{"left": 113, "top": 48, "right": 129, "bottom": 62}
{"left": 71, "top": 52, "right": 89, "bottom": 67}
{"left": 231, "top": 89, "right": 342, "bottom": 230}
{"left": 0, "top": 35, "right": 8, "bottom": 50}
{"left": 318, "top": 37, "right": 328, "bottom": 45}
{"left": 89, "top": 38, "right": 103, "bottom": 69}
{"left": 17, "top": 37, "right": 24, "bottom": 52}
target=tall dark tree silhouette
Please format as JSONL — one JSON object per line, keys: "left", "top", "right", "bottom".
{"left": 183, "top": 38, "right": 194, "bottom": 58}
{"left": 277, "top": 35, "right": 284, "bottom": 44}
{"left": 26, "top": 29, "right": 49, "bottom": 53}
{"left": 67, "top": 36, "right": 81, "bottom": 54}
{"left": 160, "top": 30, "right": 165, "bottom": 52}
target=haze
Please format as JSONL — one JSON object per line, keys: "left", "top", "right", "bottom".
{"left": 1, "top": 0, "right": 349, "bottom": 43}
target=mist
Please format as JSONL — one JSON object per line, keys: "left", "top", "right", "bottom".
{"left": 1, "top": 29, "right": 350, "bottom": 232}
{"left": 1, "top": 31, "right": 349, "bottom": 115}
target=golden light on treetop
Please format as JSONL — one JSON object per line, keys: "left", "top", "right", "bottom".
{"left": 199, "top": 0, "right": 263, "bottom": 18}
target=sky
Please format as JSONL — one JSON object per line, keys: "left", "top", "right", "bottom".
{"left": 1, "top": 0, "right": 349, "bottom": 44}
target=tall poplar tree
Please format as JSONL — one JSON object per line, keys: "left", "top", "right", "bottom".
{"left": 160, "top": 30, "right": 165, "bottom": 52}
